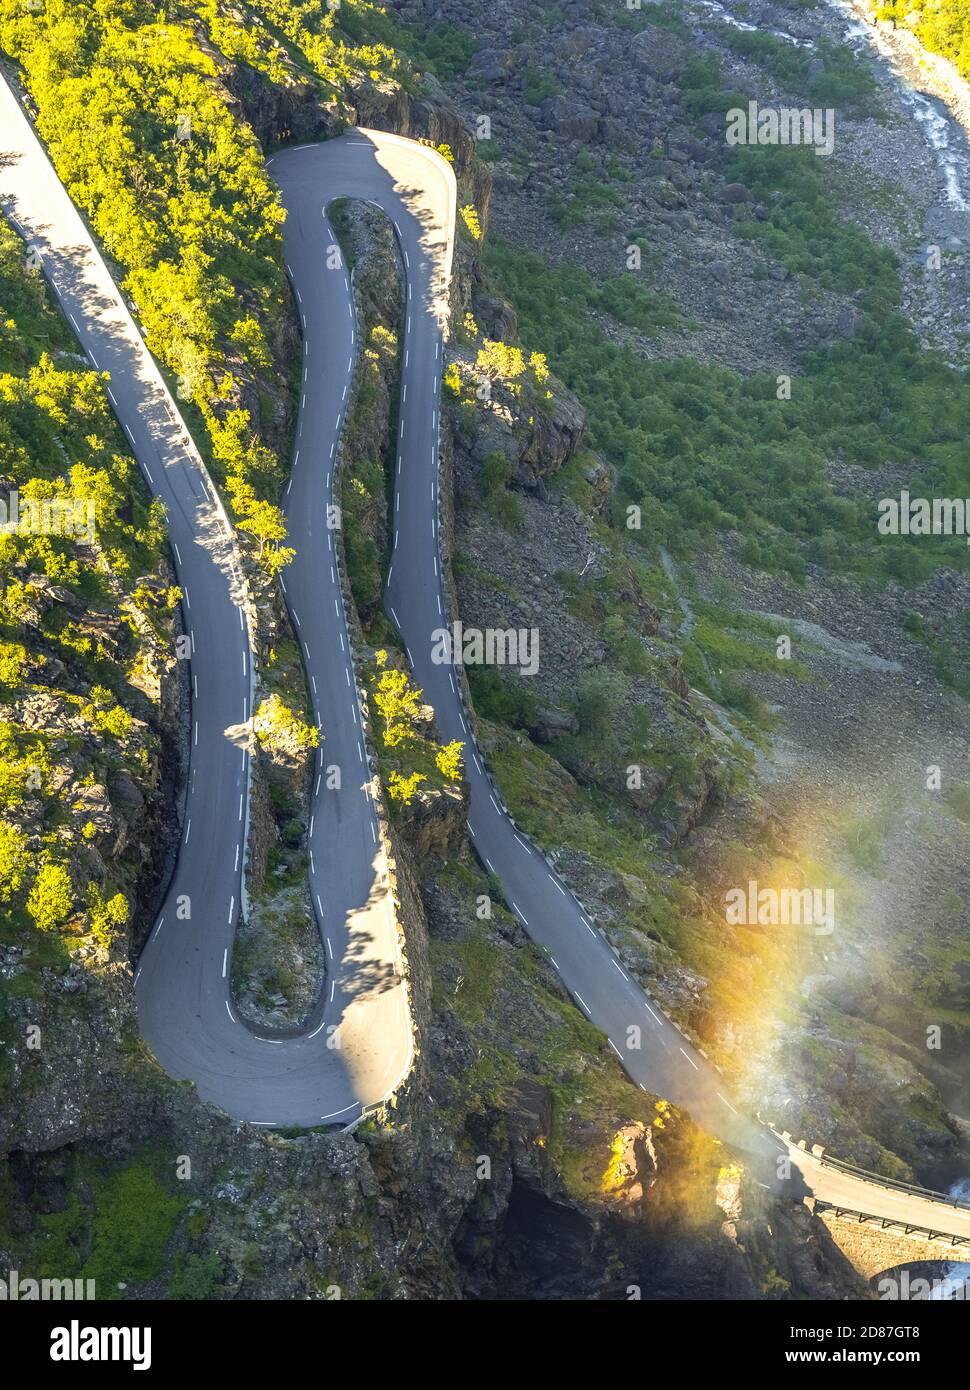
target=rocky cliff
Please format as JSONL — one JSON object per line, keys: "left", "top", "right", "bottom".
{"left": 0, "top": 0, "right": 931, "bottom": 1301}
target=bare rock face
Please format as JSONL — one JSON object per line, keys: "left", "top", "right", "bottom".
{"left": 517, "top": 377, "right": 588, "bottom": 487}
{"left": 632, "top": 25, "right": 689, "bottom": 79}
{"left": 474, "top": 292, "right": 519, "bottom": 343}
{"left": 536, "top": 96, "right": 600, "bottom": 141}
{"left": 467, "top": 361, "right": 597, "bottom": 500}
{"left": 398, "top": 783, "right": 470, "bottom": 861}
{"left": 528, "top": 704, "right": 579, "bottom": 744}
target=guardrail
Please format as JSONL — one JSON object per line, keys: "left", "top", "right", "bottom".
{"left": 818, "top": 1153, "right": 970, "bottom": 1212}
{"left": 814, "top": 1200, "right": 970, "bottom": 1249}
{"left": 763, "top": 1122, "right": 970, "bottom": 1214}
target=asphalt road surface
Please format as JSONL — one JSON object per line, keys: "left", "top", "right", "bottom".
{"left": 0, "top": 82, "right": 410, "bottom": 1130}
{"left": 6, "top": 85, "right": 970, "bottom": 1240}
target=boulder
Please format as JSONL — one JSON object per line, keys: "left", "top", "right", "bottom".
{"left": 535, "top": 96, "right": 600, "bottom": 142}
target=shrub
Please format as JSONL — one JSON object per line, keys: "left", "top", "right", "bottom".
{"left": 26, "top": 863, "right": 73, "bottom": 931}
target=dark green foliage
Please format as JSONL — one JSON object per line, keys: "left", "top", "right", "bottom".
{"left": 485, "top": 227, "right": 970, "bottom": 585}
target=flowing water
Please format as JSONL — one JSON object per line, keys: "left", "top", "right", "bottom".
{"left": 690, "top": 0, "right": 970, "bottom": 232}
{"left": 688, "top": 0, "right": 970, "bottom": 1293}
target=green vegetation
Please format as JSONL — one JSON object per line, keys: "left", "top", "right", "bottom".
{"left": 0, "top": 0, "right": 430, "bottom": 576}
{"left": 477, "top": 30, "right": 970, "bottom": 589}
{"left": 167, "top": 1251, "right": 225, "bottom": 1299}
{"left": 880, "top": 0, "right": 970, "bottom": 88}
{"left": 727, "top": 147, "right": 897, "bottom": 309}
{"left": 466, "top": 665, "right": 538, "bottom": 729}
{"left": 0, "top": 0, "right": 296, "bottom": 570}
{"left": 722, "top": 31, "right": 882, "bottom": 115}
{"left": 25, "top": 863, "right": 74, "bottom": 931}
{"left": 459, "top": 202, "right": 483, "bottom": 241}
{"left": 685, "top": 598, "right": 812, "bottom": 710}
{"left": 365, "top": 650, "right": 463, "bottom": 810}
{"left": 486, "top": 223, "right": 970, "bottom": 585}
{"left": 522, "top": 65, "right": 561, "bottom": 106}
{"left": 428, "top": 850, "right": 661, "bottom": 1201}
{"left": 0, "top": 1149, "right": 187, "bottom": 1297}
{"left": 0, "top": 213, "right": 171, "bottom": 950}
{"left": 472, "top": 716, "right": 795, "bottom": 1068}
{"left": 406, "top": 19, "right": 476, "bottom": 79}
{"left": 328, "top": 202, "right": 402, "bottom": 625}
{"left": 253, "top": 692, "right": 319, "bottom": 756}
{"left": 342, "top": 324, "right": 399, "bottom": 614}
{"left": 903, "top": 608, "right": 970, "bottom": 701}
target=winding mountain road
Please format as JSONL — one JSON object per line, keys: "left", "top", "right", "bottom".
{"left": 0, "top": 83, "right": 412, "bottom": 1130}
{"left": 6, "top": 77, "right": 970, "bottom": 1250}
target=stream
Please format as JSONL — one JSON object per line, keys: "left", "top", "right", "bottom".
{"left": 691, "top": 0, "right": 970, "bottom": 236}
{"left": 691, "top": 0, "right": 970, "bottom": 1295}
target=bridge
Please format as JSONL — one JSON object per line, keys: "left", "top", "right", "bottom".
{"left": 774, "top": 1133, "right": 970, "bottom": 1282}
{"left": 2, "top": 69, "right": 969, "bottom": 1291}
